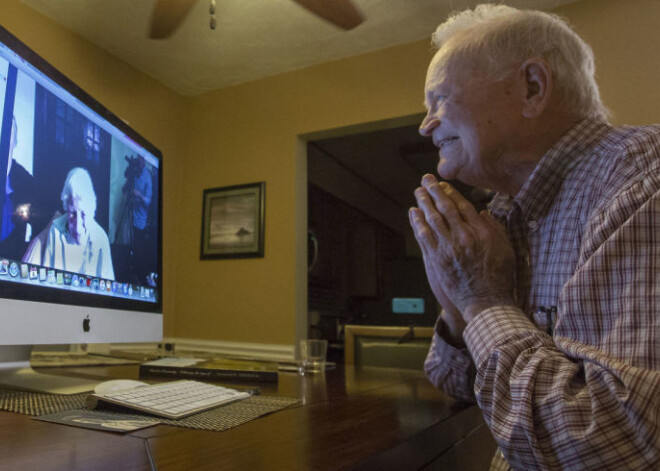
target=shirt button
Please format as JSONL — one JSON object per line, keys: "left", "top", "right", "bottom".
{"left": 528, "top": 220, "right": 538, "bottom": 230}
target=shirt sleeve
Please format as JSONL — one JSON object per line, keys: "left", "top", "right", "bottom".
{"left": 464, "top": 180, "right": 660, "bottom": 470}
{"left": 141, "top": 172, "right": 152, "bottom": 206}
{"left": 98, "top": 227, "right": 115, "bottom": 281}
{"left": 424, "top": 316, "right": 476, "bottom": 403}
{"left": 42, "top": 223, "right": 58, "bottom": 269}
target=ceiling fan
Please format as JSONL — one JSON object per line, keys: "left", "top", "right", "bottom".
{"left": 148, "top": 0, "right": 365, "bottom": 39}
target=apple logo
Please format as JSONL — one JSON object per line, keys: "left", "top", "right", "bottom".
{"left": 82, "top": 315, "right": 91, "bottom": 333}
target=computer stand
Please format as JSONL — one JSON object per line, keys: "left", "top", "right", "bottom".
{"left": 0, "top": 345, "right": 99, "bottom": 394}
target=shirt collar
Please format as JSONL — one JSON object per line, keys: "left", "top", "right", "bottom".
{"left": 490, "top": 118, "right": 611, "bottom": 220}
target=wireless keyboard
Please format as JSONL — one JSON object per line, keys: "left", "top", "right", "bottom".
{"left": 86, "top": 380, "right": 252, "bottom": 419}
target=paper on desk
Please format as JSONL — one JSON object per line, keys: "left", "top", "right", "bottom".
{"left": 34, "top": 410, "right": 160, "bottom": 433}
{"left": 145, "top": 357, "right": 206, "bottom": 367}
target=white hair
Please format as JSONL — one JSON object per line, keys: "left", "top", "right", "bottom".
{"left": 431, "top": 4, "right": 607, "bottom": 119}
{"left": 60, "top": 167, "right": 97, "bottom": 219}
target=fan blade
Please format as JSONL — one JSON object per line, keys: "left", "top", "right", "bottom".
{"left": 149, "top": 0, "right": 198, "bottom": 39}
{"left": 292, "top": 0, "right": 364, "bottom": 30}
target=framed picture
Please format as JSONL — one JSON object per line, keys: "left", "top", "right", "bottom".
{"left": 200, "top": 182, "right": 265, "bottom": 259}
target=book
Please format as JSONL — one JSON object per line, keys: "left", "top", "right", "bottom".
{"left": 139, "top": 357, "right": 279, "bottom": 383}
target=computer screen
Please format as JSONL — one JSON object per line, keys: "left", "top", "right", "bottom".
{"left": 0, "top": 25, "right": 163, "bottom": 393}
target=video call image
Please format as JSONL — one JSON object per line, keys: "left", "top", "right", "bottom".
{"left": 0, "top": 57, "right": 159, "bottom": 302}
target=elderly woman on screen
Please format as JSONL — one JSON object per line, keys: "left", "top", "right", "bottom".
{"left": 37, "top": 167, "right": 114, "bottom": 280}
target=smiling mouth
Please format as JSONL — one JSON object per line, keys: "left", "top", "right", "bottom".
{"left": 437, "top": 137, "right": 458, "bottom": 149}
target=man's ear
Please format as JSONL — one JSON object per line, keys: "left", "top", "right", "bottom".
{"left": 519, "top": 59, "right": 552, "bottom": 118}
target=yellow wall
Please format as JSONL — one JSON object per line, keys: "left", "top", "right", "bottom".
{"left": 556, "top": 0, "right": 660, "bottom": 126}
{"left": 1, "top": 0, "right": 187, "bottom": 336}
{"left": 4, "top": 0, "right": 660, "bottom": 350}
{"left": 177, "top": 0, "right": 660, "bottom": 347}
{"left": 179, "top": 42, "right": 433, "bottom": 345}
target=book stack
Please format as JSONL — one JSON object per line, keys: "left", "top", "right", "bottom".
{"left": 139, "top": 357, "right": 279, "bottom": 383}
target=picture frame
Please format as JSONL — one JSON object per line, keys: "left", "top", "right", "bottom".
{"left": 200, "top": 182, "right": 265, "bottom": 259}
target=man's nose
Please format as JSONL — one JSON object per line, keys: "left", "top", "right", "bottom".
{"left": 419, "top": 112, "right": 439, "bottom": 137}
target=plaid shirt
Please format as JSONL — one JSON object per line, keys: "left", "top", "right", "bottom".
{"left": 424, "top": 118, "right": 660, "bottom": 470}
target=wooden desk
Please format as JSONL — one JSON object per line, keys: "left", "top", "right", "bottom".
{"left": 1, "top": 365, "right": 495, "bottom": 470}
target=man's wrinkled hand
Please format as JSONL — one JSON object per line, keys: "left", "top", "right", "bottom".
{"left": 409, "top": 174, "right": 516, "bottom": 322}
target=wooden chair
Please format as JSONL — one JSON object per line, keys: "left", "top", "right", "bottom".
{"left": 344, "top": 325, "right": 434, "bottom": 370}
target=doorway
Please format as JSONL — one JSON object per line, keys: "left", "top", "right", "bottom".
{"left": 305, "top": 120, "right": 493, "bottom": 361}
{"left": 306, "top": 122, "right": 440, "bottom": 362}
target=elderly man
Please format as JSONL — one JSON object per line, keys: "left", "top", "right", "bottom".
{"left": 40, "top": 167, "right": 114, "bottom": 280}
{"left": 409, "top": 4, "right": 659, "bottom": 470}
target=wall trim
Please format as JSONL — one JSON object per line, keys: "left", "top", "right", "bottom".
{"left": 108, "top": 338, "right": 296, "bottom": 362}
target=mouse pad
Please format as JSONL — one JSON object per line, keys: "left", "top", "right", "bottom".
{"left": 0, "top": 388, "right": 300, "bottom": 432}
{"left": 34, "top": 409, "right": 160, "bottom": 432}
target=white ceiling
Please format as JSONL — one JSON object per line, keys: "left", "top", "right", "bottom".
{"left": 20, "top": 0, "right": 581, "bottom": 234}
{"left": 23, "top": 0, "right": 579, "bottom": 96}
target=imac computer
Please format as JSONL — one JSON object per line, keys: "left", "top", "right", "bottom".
{"left": 0, "top": 25, "right": 163, "bottom": 393}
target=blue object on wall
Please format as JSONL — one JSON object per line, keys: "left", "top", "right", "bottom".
{"left": 392, "top": 298, "right": 425, "bottom": 314}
